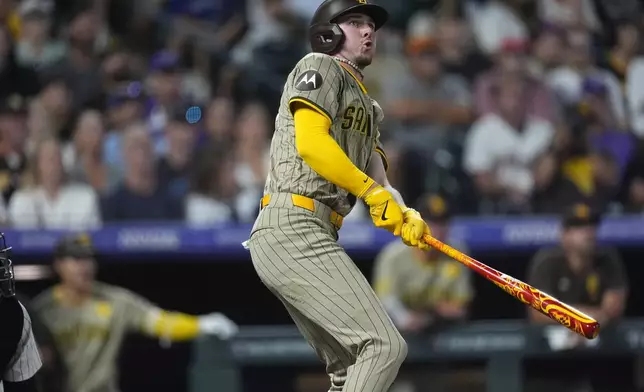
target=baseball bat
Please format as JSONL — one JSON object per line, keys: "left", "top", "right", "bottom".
{"left": 421, "top": 234, "right": 600, "bottom": 339}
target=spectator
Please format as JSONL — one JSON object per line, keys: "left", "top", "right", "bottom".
{"left": 200, "top": 95, "right": 236, "bottom": 146}
{"left": 102, "top": 81, "right": 146, "bottom": 173}
{"left": 185, "top": 143, "right": 237, "bottom": 226}
{"left": 464, "top": 77, "right": 556, "bottom": 213}
{"left": 32, "top": 234, "right": 238, "bottom": 392}
{"left": 537, "top": 0, "right": 601, "bottom": 31}
{"left": 45, "top": 7, "right": 105, "bottom": 112}
{"left": 577, "top": 78, "right": 635, "bottom": 177}
{"left": 526, "top": 204, "right": 627, "bottom": 391}
{"left": 474, "top": 37, "right": 558, "bottom": 122}
{"left": 373, "top": 193, "right": 472, "bottom": 333}
{"left": 15, "top": 0, "right": 66, "bottom": 70}
{"left": 0, "top": 26, "right": 41, "bottom": 99}
{"left": 547, "top": 29, "right": 627, "bottom": 128}
{"left": 620, "top": 140, "right": 644, "bottom": 212}
{"left": 533, "top": 122, "right": 620, "bottom": 214}
{"left": 598, "top": 20, "right": 640, "bottom": 86}
{"left": 435, "top": 16, "right": 492, "bottom": 85}
{"left": 466, "top": 0, "right": 529, "bottom": 56}
{"left": 625, "top": 54, "right": 644, "bottom": 138}
{"left": 157, "top": 105, "right": 198, "bottom": 198}
{"left": 101, "top": 124, "right": 183, "bottom": 222}
{"left": 528, "top": 26, "right": 565, "bottom": 79}
{"left": 234, "top": 102, "right": 269, "bottom": 222}
{"left": 229, "top": 0, "right": 304, "bottom": 68}
{"left": 145, "top": 50, "right": 184, "bottom": 154}
{"left": 8, "top": 137, "right": 101, "bottom": 229}
{"left": 62, "top": 109, "right": 119, "bottom": 194}
{"left": 0, "top": 94, "right": 29, "bottom": 205}
{"left": 27, "top": 74, "right": 73, "bottom": 146}
{"left": 383, "top": 34, "right": 472, "bottom": 204}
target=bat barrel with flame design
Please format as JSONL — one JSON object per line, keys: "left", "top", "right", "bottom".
{"left": 422, "top": 234, "right": 600, "bottom": 339}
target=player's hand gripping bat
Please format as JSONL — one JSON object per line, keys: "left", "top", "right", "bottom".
{"left": 421, "top": 234, "right": 600, "bottom": 339}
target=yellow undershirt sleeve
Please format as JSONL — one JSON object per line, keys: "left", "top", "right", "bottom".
{"left": 294, "top": 105, "right": 375, "bottom": 198}
{"left": 147, "top": 311, "right": 200, "bottom": 341}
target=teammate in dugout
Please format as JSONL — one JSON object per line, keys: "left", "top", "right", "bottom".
{"left": 31, "top": 234, "right": 238, "bottom": 392}
{"left": 527, "top": 203, "right": 627, "bottom": 331}
{"left": 373, "top": 194, "right": 473, "bottom": 333}
{"left": 244, "top": 1, "right": 433, "bottom": 391}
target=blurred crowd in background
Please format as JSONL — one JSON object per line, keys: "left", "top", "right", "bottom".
{"left": 0, "top": 0, "right": 642, "bottom": 227}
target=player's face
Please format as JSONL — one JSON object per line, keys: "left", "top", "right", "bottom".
{"left": 337, "top": 13, "right": 377, "bottom": 68}
{"left": 563, "top": 226, "right": 597, "bottom": 255}
{"left": 55, "top": 257, "right": 97, "bottom": 292}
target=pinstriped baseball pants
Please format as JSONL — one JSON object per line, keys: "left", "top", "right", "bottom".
{"left": 247, "top": 193, "right": 408, "bottom": 392}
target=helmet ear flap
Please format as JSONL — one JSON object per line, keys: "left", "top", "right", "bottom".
{"left": 309, "top": 23, "right": 345, "bottom": 54}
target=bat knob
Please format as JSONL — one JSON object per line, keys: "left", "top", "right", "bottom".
{"left": 584, "top": 322, "right": 601, "bottom": 340}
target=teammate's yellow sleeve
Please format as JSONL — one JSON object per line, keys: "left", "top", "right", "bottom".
{"left": 147, "top": 311, "right": 200, "bottom": 341}
{"left": 294, "top": 105, "right": 375, "bottom": 198}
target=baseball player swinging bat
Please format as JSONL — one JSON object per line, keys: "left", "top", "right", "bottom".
{"left": 421, "top": 234, "right": 600, "bottom": 339}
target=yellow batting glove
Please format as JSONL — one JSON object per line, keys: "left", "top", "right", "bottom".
{"left": 361, "top": 185, "right": 404, "bottom": 236}
{"left": 401, "top": 208, "right": 431, "bottom": 250}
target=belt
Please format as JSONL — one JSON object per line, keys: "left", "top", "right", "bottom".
{"left": 260, "top": 193, "right": 344, "bottom": 229}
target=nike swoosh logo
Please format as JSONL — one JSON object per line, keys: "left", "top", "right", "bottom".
{"left": 381, "top": 201, "right": 389, "bottom": 221}
{"left": 364, "top": 177, "right": 369, "bottom": 183}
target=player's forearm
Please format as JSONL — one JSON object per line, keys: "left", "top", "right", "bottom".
{"left": 294, "top": 106, "right": 374, "bottom": 198}
{"left": 369, "top": 151, "right": 407, "bottom": 209}
{"left": 149, "top": 311, "right": 201, "bottom": 341}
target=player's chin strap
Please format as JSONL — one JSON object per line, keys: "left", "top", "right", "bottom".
{"left": 333, "top": 57, "right": 364, "bottom": 79}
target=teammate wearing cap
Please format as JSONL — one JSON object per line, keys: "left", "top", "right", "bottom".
{"left": 0, "top": 234, "right": 42, "bottom": 392}
{"left": 527, "top": 204, "right": 628, "bottom": 328}
{"left": 526, "top": 206, "right": 629, "bottom": 392}
{"left": 32, "top": 234, "right": 238, "bottom": 392}
{"left": 244, "top": 1, "right": 432, "bottom": 390}
{"left": 373, "top": 195, "right": 473, "bottom": 333}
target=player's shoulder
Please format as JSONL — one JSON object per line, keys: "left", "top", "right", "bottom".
{"left": 93, "top": 282, "right": 137, "bottom": 302}
{"left": 595, "top": 246, "right": 624, "bottom": 267}
{"left": 294, "top": 52, "right": 343, "bottom": 76}
{"left": 31, "top": 287, "right": 56, "bottom": 311}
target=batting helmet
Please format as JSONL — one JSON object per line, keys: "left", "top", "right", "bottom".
{"left": 309, "top": 0, "right": 389, "bottom": 54}
{"left": 0, "top": 234, "right": 15, "bottom": 300}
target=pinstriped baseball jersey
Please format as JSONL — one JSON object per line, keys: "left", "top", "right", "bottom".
{"left": 0, "top": 301, "right": 42, "bottom": 392}
{"left": 33, "top": 283, "right": 164, "bottom": 392}
{"left": 373, "top": 241, "right": 474, "bottom": 311}
{"left": 266, "top": 52, "right": 385, "bottom": 216}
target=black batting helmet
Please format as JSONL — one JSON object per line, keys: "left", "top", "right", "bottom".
{"left": 309, "top": 0, "right": 388, "bottom": 54}
{"left": 0, "top": 234, "right": 15, "bottom": 300}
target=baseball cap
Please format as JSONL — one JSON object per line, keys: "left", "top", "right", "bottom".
{"left": 54, "top": 234, "right": 96, "bottom": 260}
{"left": 150, "top": 50, "right": 180, "bottom": 73}
{"left": 416, "top": 194, "right": 451, "bottom": 223}
{"left": 562, "top": 203, "right": 601, "bottom": 228}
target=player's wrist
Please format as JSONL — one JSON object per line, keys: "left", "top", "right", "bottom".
{"left": 357, "top": 178, "right": 378, "bottom": 200}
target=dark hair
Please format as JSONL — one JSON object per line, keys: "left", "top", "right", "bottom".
{"left": 190, "top": 142, "right": 234, "bottom": 197}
